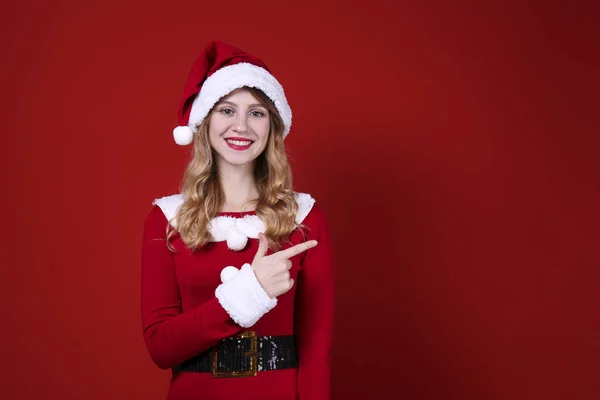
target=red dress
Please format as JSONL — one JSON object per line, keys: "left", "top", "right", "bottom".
{"left": 141, "top": 194, "right": 334, "bottom": 399}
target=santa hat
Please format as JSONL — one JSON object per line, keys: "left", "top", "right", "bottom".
{"left": 172, "top": 41, "right": 292, "bottom": 146}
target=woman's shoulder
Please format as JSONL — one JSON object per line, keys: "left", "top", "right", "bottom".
{"left": 144, "top": 194, "right": 184, "bottom": 227}
{"left": 295, "top": 192, "right": 327, "bottom": 228}
{"left": 294, "top": 192, "right": 316, "bottom": 224}
{"left": 152, "top": 194, "right": 183, "bottom": 218}
{"left": 293, "top": 193, "right": 329, "bottom": 244}
{"left": 142, "top": 195, "right": 181, "bottom": 237}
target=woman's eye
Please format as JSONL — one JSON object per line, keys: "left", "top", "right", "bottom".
{"left": 220, "top": 109, "right": 233, "bottom": 115}
{"left": 250, "top": 110, "right": 265, "bottom": 117}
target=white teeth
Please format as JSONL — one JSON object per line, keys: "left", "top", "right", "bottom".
{"left": 226, "top": 139, "right": 252, "bottom": 146}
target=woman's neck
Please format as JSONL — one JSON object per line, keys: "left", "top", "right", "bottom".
{"left": 217, "top": 160, "right": 259, "bottom": 212}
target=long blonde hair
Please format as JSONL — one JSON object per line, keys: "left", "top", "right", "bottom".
{"left": 167, "top": 87, "right": 298, "bottom": 252}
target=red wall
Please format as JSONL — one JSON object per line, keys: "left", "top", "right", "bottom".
{"left": 2, "top": 0, "right": 598, "bottom": 399}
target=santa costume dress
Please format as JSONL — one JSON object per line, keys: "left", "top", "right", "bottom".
{"left": 141, "top": 41, "right": 335, "bottom": 400}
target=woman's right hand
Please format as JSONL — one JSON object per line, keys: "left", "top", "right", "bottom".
{"left": 252, "top": 233, "right": 318, "bottom": 298}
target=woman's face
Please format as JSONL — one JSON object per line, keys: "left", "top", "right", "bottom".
{"left": 208, "top": 88, "right": 270, "bottom": 168}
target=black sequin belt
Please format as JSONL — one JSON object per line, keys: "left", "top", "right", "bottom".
{"left": 172, "top": 331, "right": 298, "bottom": 378}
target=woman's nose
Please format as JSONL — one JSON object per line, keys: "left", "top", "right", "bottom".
{"left": 233, "top": 115, "right": 249, "bottom": 133}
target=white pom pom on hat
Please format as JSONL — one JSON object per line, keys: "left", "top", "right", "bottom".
{"left": 173, "top": 126, "right": 194, "bottom": 146}
{"left": 173, "top": 41, "right": 293, "bottom": 145}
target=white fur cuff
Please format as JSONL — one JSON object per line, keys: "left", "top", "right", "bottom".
{"left": 215, "top": 263, "right": 277, "bottom": 328}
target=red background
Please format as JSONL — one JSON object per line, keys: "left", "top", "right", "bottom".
{"left": 2, "top": 0, "right": 598, "bottom": 399}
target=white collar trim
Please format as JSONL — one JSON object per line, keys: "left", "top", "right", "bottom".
{"left": 152, "top": 193, "right": 315, "bottom": 251}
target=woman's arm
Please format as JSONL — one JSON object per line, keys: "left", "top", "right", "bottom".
{"left": 141, "top": 206, "right": 247, "bottom": 369}
{"left": 295, "top": 204, "right": 335, "bottom": 399}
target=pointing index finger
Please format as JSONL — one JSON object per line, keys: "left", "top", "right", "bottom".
{"left": 276, "top": 240, "right": 318, "bottom": 260}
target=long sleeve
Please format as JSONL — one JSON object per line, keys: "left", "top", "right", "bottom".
{"left": 141, "top": 206, "right": 243, "bottom": 369}
{"left": 295, "top": 204, "right": 335, "bottom": 399}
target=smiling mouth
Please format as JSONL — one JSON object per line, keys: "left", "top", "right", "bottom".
{"left": 225, "top": 138, "right": 253, "bottom": 146}
{"left": 224, "top": 137, "right": 254, "bottom": 150}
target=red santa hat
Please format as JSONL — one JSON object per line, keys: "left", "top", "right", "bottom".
{"left": 172, "top": 41, "right": 293, "bottom": 145}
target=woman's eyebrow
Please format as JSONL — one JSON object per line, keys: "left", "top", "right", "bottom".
{"left": 218, "top": 100, "right": 266, "bottom": 108}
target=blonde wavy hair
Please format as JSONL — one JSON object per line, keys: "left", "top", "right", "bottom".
{"left": 166, "top": 87, "right": 299, "bottom": 252}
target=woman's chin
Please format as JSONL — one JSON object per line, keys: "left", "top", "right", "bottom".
{"left": 217, "top": 154, "right": 258, "bottom": 168}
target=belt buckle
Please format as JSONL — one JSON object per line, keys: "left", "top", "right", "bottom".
{"left": 211, "top": 331, "right": 258, "bottom": 378}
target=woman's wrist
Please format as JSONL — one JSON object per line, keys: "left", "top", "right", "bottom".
{"left": 215, "top": 263, "right": 277, "bottom": 328}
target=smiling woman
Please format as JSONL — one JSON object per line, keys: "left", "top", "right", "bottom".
{"left": 140, "top": 41, "right": 334, "bottom": 400}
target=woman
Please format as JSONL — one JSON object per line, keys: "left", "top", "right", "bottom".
{"left": 141, "top": 41, "right": 334, "bottom": 400}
